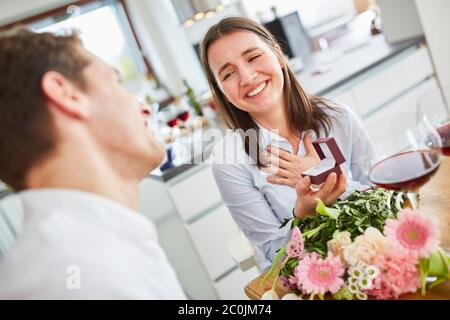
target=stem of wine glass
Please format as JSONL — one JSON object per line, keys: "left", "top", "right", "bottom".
{"left": 407, "top": 192, "right": 419, "bottom": 209}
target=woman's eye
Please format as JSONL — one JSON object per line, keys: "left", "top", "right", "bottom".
{"left": 249, "top": 54, "right": 261, "bottom": 62}
{"left": 223, "top": 71, "right": 234, "bottom": 81}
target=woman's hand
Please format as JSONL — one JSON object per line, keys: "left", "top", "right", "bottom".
{"left": 262, "top": 132, "right": 320, "bottom": 188}
{"left": 293, "top": 167, "right": 348, "bottom": 220}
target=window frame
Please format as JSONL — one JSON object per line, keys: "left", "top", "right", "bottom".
{"left": 0, "top": 0, "right": 155, "bottom": 80}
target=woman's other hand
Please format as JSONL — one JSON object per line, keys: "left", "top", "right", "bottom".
{"left": 293, "top": 167, "right": 347, "bottom": 219}
{"left": 263, "top": 132, "right": 320, "bottom": 188}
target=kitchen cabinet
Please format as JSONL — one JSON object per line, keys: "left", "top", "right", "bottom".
{"left": 351, "top": 46, "right": 433, "bottom": 117}
{"left": 324, "top": 43, "right": 436, "bottom": 144}
{"left": 364, "top": 77, "right": 439, "bottom": 150}
{"left": 214, "top": 266, "right": 260, "bottom": 300}
{"left": 140, "top": 165, "right": 259, "bottom": 299}
{"left": 186, "top": 205, "right": 239, "bottom": 281}
{"left": 168, "top": 166, "right": 222, "bottom": 222}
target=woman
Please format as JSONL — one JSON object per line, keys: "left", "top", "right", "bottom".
{"left": 200, "top": 17, "right": 376, "bottom": 270}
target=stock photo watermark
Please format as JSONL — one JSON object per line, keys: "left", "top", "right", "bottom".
{"left": 168, "top": 127, "right": 284, "bottom": 166}
{"left": 66, "top": 265, "right": 81, "bottom": 290}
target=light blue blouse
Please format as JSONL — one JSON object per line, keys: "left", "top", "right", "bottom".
{"left": 209, "top": 105, "right": 377, "bottom": 271}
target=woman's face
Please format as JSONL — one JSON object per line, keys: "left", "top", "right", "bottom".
{"left": 207, "top": 31, "right": 285, "bottom": 116}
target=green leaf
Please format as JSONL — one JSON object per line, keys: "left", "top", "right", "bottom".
{"left": 302, "top": 223, "right": 327, "bottom": 239}
{"left": 261, "top": 247, "right": 286, "bottom": 285}
{"left": 332, "top": 286, "right": 353, "bottom": 300}
{"left": 315, "top": 199, "right": 340, "bottom": 220}
{"left": 428, "top": 249, "right": 450, "bottom": 278}
{"left": 429, "top": 277, "right": 447, "bottom": 289}
{"left": 419, "top": 258, "right": 429, "bottom": 295}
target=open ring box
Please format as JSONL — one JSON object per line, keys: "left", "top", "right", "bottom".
{"left": 301, "top": 137, "right": 346, "bottom": 187}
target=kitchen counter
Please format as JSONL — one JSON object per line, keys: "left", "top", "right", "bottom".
{"left": 298, "top": 34, "right": 425, "bottom": 96}
{"left": 149, "top": 34, "right": 425, "bottom": 182}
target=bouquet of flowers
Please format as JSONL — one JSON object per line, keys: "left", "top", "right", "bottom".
{"left": 262, "top": 189, "right": 450, "bottom": 300}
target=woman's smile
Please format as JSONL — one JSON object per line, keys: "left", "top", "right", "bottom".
{"left": 245, "top": 80, "right": 268, "bottom": 99}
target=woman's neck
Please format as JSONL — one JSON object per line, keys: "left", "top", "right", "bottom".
{"left": 251, "top": 103, "right": 301, "bottom": 154}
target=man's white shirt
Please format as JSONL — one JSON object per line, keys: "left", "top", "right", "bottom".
{"left": 0, "top": 189, "right": 186, "bottom": 299}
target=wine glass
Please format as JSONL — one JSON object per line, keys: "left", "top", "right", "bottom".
{"left": 417, "top": 85, "right": 450, "bottom": 157}
{"left": 368, "top": 109, "right": 443, "bottom": 209}
{"left": 417, "top": 85, "right": 450, "bottom": 256}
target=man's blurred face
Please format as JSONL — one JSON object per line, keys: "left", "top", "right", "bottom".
{"left": 77, "top": 46, "right": 165, "bottom": 177}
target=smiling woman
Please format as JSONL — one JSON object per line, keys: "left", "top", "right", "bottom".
{"left": 199, "top": 16, "right": 378, "bottom": 271}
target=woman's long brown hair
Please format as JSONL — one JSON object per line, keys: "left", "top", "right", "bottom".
{"left": 200, "top": 16, "right": 338, "bottom": 166}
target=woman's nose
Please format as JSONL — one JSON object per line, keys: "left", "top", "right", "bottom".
{"left": 239, "top": 66, "right": 257, "bottom": 86}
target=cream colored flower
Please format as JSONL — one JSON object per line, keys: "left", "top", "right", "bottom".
{"left": 343, "top": 227, "right": 387, "bottom": 266}
{"left": 327, "top": 231, "right": 352, "bottom": 263}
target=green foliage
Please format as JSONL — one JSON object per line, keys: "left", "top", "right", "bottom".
{"left": 297, "top": 189, "right": 406, "bottom": 255}
{"left": 276, "top": 188, "right": 407, "bottom": 280}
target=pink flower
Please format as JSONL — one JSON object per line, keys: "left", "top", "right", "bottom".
{"left": 294, "top": 252, "right": 345, "bottom": 295}
{"left": 279, "top": 275, "right": 297, "bottom": 290}
{"left": 384, "top": 209, "right": 440, "bottom": 259}
{"left": 366, "top": 248, "right": 420, "bottom": 299}
{"left": 286, "top": 227, "right": 305, "bottom": 258}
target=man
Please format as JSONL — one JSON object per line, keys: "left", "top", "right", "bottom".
{"left": 0, "top": 28, "right": 186, "bottom": 299}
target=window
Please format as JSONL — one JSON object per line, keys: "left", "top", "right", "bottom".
{"left": 29, "top": 0, "right": 145, "bottom": 86}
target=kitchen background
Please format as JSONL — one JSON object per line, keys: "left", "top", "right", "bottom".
{"left": 0, "top": 0, "right": 449, "bottom": 299}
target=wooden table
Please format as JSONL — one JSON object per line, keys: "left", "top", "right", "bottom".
{"left": 245, "top": 157, "right": 450, "bottom": 300}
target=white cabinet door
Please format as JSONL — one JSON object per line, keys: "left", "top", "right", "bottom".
{"left": 364, "top": 77, "right": 439, "bottom": 153}
{"left": 168, "top": 166, "right": 223, "bottom": 221}
{"left": 353, "top": 47, "right": 434, "bottom": 117}
{"left": 214, "top": 266, "right": 260, "bottom": 300}
{"left": 186, "top": 205, "right": 239, "bottom": 280}
{"left": 326, "top": 89, "right": 360, "bottom": 115}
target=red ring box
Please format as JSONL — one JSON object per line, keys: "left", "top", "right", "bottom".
{"left": 301, "top": 137, "right": 346, "bottom": 185}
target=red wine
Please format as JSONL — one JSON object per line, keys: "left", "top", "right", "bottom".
{"left": 177, "top": 111, "right": 189, "bottom": 121}
{"left": 437, "top": 122, "right": 450, "bottom": 156}
{"left": 166, "top": 117, "right": 179, "bottom": 128}
{"left": 369, "top": 150, "right": 442, "bottom": 191}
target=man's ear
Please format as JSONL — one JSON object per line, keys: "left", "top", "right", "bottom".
{"left": 41, "top": 71, "right": 90, "bottom": 119}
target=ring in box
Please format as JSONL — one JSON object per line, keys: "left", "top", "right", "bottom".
{"left": 301, "top": 137, "right": 346, "bottom": 185}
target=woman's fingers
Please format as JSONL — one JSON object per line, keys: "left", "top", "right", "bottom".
{"left": 296, "top": 176, "right": 311, "bottom": 197}
{"left": 266, "top": 175, "right": 295, "bottom": 187}
{"left": 262, "top": 153, "right": 292, "bottom": 170}
{"left": 324, "top": 167, "right": 348, "bottom": 204}
{"left": 265, "top": 167, "right": 296, "bottom": 179}
{"left": 315, "top": 172, "right": 337, "bottom": 198}
{"left": 267, "top": 146, "right": 298, "bottom": 162}
{"left": 260, "top": 165, "right": 278, "bottom": 175}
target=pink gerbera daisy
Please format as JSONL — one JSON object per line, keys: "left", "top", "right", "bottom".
{"left": 384, "top": 209, "right": 440, "bottom": 259}
{"left": 294, "top": 252, "right": 345, "bottom": 295}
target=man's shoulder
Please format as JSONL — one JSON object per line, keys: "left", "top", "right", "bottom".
{"left": 0, "top": 221, "right": 184, "bottom": 299}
